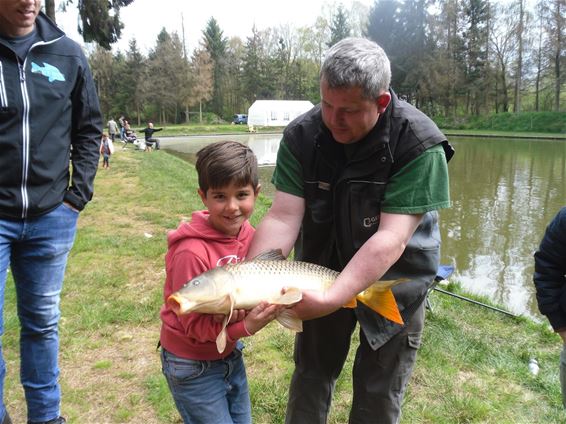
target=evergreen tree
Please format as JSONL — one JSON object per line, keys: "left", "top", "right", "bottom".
{"left": 328, "top": 4, "right": 351, "bottom": 47}
{"left": 202, "top": 17, "right": 228, "bottom": 119}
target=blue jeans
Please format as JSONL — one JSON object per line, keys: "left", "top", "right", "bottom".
{"left": 0, "top": 203, "right": 78, "bottom": 422}
{"left": 161, "top": 344, "right": 252, "bottom": 424}
{"left": 560, "top": 345, "right": 566, "bottom": 408}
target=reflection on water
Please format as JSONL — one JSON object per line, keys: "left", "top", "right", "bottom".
{"left": 162, "top": 134, "right": 282, "bottom": 198}
{"left": 441, "top": 137, "right": 566, "bottom": 319}
{"left": 162, "top": 134, "right": 566, "bottom": 319}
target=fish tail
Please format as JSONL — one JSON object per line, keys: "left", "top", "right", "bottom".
{"left": 356, "top": 288, "right": 404, "bottom": 325}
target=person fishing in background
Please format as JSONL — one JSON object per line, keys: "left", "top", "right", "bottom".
{"left": 159, "top": 141, "right": 284, "bottom": 424}
{"left": 247, "top": 37, "right": 454, "bottom": 424}
{"left": 140, "top": 122, "right": 162, "bottom": 151}
{"left": 533, "top": 207, "right": 566, "bottom": 408}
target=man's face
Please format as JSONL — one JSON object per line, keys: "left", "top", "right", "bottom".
{"left": 320, "top": 78, "right": 390, "bottom": 144}
{"left": 0, "top": 0, "right": 41, "bottom": 37}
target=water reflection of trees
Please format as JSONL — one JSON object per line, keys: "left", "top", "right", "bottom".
{"left": 440, "top": 138, "right": 566, "bottom": 317}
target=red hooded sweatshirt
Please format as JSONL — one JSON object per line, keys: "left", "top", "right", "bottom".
{"left": 159, "top": 210, "right": 255, "bottom": 360}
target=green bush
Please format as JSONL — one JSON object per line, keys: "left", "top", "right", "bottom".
{"left": 434, "top": 112, "right": 566, "bottom": 133}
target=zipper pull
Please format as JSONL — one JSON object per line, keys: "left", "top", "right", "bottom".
{"left": 18, "top": 62, "right": 26, "bottom": 82}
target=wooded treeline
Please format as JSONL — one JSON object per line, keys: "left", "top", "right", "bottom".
{"left": 83, "top": 0, "right": 565, "bottom": 125}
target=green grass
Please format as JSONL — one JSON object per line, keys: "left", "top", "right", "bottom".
{"left": 3, "top": 150, "right": 565, "bottom": 423}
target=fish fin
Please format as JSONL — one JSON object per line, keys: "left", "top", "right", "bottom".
{"left": 357, "top": 288, "right": 404, "bottom": 325}
{"left": 215, "top": 294, "right": 234, "bottom": 353}
{"left": 251, "top": 249, "right": 286, "bottom": 261}
{"left": 366, "top": 278, "right": 410, "bottom": 293}
{"left": 216, "top": 317, "right": 228, "bottom": 354}
{"left": 342, "top": 298, "right": 358, "bottom": 309}
{"left": 276, "top": 309, "right": 303, "bottom": 332}
{"left": 272, "top": 287, "right": 302, "bottom": 305}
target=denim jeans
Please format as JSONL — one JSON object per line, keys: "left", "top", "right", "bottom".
{"left": 560, "top": 345, "right": 566, "bottom": 408}
{"left": 161, "top": 343, "right": 252, "bottom": 424}
{"left": 0, "top": 203, "right": 78, "bottom": 422}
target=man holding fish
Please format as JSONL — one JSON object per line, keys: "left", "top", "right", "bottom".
{"left": 247, "top": 37, "right": 454, "bottom": 424}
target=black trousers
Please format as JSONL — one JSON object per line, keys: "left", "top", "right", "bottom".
{"left": 285, "top": 302, "right": 425, "bottom": 424}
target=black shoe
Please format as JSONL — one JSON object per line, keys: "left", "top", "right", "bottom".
{"left": 28, "top": 417, "right": 66, "bottom": 424}
{"left": 2, "top": 411, "right": 12, "bottom": 424}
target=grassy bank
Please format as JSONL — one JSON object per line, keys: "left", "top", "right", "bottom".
{"left": 434, "top": 111, "right": 566, "bottom": 134}
{"left": 3, "top": 149, "right": 565, "bottom": 423}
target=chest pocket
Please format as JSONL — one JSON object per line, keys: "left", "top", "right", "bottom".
{"left": 304, "top": 179, "right": 333, "bottom": 224}
{"left": 346, "top": 180, "right": 387, "bottom": 250}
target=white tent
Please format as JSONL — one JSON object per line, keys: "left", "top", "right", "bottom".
{"left": 247, "top": 100, "right": 314, "bottom": 127}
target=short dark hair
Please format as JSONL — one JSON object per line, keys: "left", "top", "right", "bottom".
{"left": 195, "top": 141, "right": 259, "bottom": 193}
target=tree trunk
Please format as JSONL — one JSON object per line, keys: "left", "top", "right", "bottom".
{"left": 513, "top": 0, "right": 524, "bottom": 113}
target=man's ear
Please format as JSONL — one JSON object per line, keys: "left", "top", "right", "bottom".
{"left": 377, "top": 92, "right": 391, "bottom": 113}
{"left": 254, "top": 184, "right": 262, "bottom": 197}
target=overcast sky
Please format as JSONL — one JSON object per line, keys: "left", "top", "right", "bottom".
{"left": 54, "top": 0, "right": 373, "bottom": 54}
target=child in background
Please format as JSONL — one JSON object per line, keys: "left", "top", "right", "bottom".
{"left": 159, "top": 141, "right": 283, "bottom": 424}
{"left": 100, "top": 133, "right": 114, "bottom": 169}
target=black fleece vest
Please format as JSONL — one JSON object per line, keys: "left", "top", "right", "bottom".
{"left": 282, "top": 90, "right": 454, "bottom": 349}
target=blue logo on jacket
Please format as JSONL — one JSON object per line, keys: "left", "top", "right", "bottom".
{"left": 31, "top": 62, "right": 65, "bottom": 83}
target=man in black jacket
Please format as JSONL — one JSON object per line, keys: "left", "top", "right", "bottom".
{"left": 534, "top": 207, "right": 566, "bottom": 407}
{"left": 0, "top": 2, "right": 102, "bottom": 423}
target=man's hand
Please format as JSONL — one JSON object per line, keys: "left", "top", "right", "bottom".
{"left": 290, "top": 290, "right": 342, "bottom": 321}
{"left": 63, "top": 202, "right": 79, "bottom": 212}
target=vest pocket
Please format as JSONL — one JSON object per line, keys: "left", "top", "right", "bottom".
{"left": 304, "top": 179, "right": 333, "bottom": 224}
{"left": 347, "top": 180, "right": 386, "bottom": 250}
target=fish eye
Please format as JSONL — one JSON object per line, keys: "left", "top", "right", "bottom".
{"left": 192, "top": 280, "right": 200, "bottom": 287}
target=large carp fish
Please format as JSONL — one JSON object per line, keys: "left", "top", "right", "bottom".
{"left": 167, "top": 249, "right": 408, "bottom": 353}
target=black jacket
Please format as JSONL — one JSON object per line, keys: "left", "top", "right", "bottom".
{"left": 0, "top": 12, "right": 102, "bottom": 219}
{"left": 282, "top": 90, "right": 454, "bottom": 349}
{"left": 534, "top": 207, "right": 566, "bottom": 331}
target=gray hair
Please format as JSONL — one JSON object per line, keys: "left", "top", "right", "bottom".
{"left": 320, "top": 37, "right": 391, "bottom": 100}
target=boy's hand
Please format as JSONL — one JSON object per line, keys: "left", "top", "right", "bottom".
{"left": 212, "top": 309, "right": 247, "bottom": 323}
{"left": 244, "top": 302, "right": 285, "bottom": 335}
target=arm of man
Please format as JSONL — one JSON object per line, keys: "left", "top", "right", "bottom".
{"left": 64, "top": 54, "right": 103, "bottom": 211}
{"left": 292, "top": 211, "right": 422, "bottom": 321}
{"left": 247, "top": 190, "right": 305, "bottom": 258}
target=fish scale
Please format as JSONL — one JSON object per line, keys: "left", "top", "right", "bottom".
{"left": 224, "top": 260, "right": 339, "bottom": 293}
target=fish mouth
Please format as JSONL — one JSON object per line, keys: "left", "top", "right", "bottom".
{"left": 166, "top": 295, "right": 195, "bottom": 316}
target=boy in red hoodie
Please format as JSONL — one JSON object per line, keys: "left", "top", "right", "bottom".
{"left": 160, "top": 141, "right": 282, "bottom": 424}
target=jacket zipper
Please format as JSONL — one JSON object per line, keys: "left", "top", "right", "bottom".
{"left": 0, "top": 61, "right": 7, "bottom": 107}
{"left": 16, "top": 37, "right": 62, "bottom": 219}
{"left": 18, "top": 59, "right": 30, "bottom": 219}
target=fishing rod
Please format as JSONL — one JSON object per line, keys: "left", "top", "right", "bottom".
{"left": 432, "top": 286, "right": 519, "bottom": 318}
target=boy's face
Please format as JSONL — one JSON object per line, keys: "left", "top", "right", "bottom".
{"left": 198, "top": 182, "right": 260, "bottom": 237}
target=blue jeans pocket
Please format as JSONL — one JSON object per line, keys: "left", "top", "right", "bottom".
{"left": 162, "top": 350, "right": 207, "bottom": 383}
